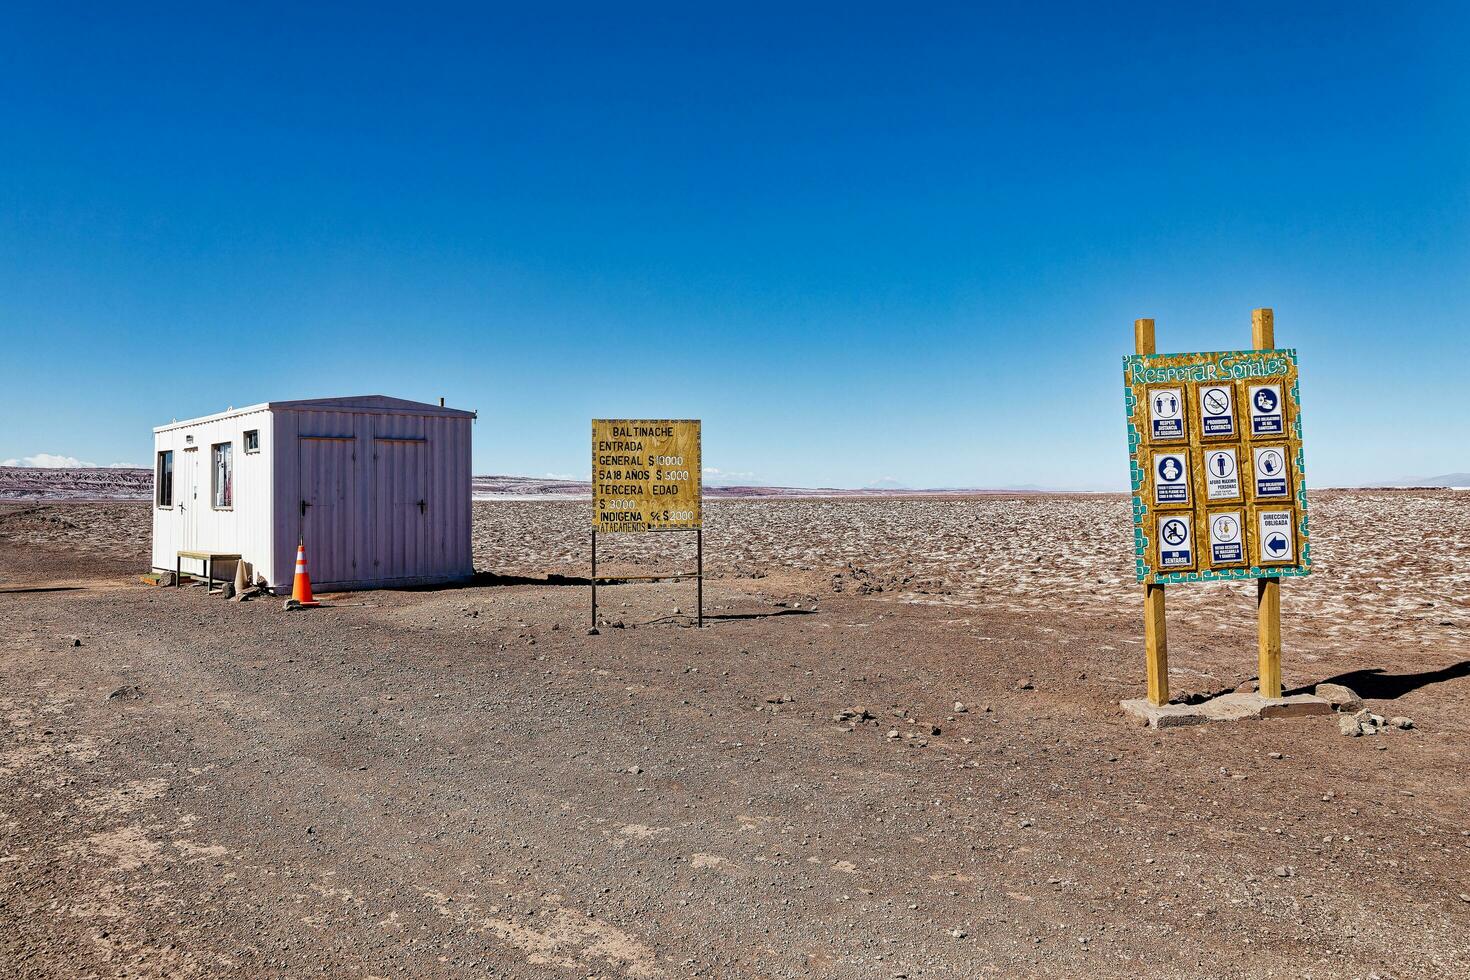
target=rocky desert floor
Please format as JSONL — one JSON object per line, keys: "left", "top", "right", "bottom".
{"left": 1, "top": 491, "right": 1468, "bottom": 979}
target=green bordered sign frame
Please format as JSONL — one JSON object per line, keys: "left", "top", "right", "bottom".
{"left": 1124, "top": 348, "right": 1311, "bottom": 584}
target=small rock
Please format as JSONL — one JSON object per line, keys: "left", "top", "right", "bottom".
{"left": 1274, "top": 865, "right": 1292, "bottom": 878}
{"left": 627, "top": 765, "right": 642, "bottom": 775}
{"left": 949, "top": 928, "right": 966, "bottom": 939}
{"left": 929, "top": 724, "right": 941, "bottom": 736}
{"left": 283, "top": 598, "right": 303, "bottom": 612}
{"left": 765, "top": 694, "right": 793, "bottom": 704}
{"left": 1234, "top": 678, "right": 1259, "bottom": 694}
{"left": 587, "top": 627, "right": 600, "bottom": 636}
{"left": 1391, "top": 716, "right": 1414, "bottom": 730}
{"left": 107, "top": 685, "right": 144, "bottom": 701}
{"left": 954, "top": 702, "right": 968, "bottom": 713}
{"left": 71, "top": 638, "right": 83, "bottom": 648}
{"left": 1018, "top": 818, "right": 1033, "bottom": 829}
{"left": 1338, "top": 713, "right": 1366, "bottom": 737}
{"left": 221, "top": 582, "right": 236, "bottom": 599}
{"left": 1315, "top": 683, "right": 1365, "bottom": 713}
{"left": 1015, "top": 678, "right": 1034, "bottom": 691}
{"left": 1268, "top": 752, "right": 1284, "bottom": 760}
{"left": 886, "top": 729, "right": 900, "bottom": 739}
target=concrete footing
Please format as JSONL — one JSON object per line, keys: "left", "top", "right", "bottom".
{"left": 1121, "top": 691, "right": 1333, "bottom": 729}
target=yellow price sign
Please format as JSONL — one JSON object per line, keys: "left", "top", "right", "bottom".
{"left": 591, "top": 419, "right": 701, "bottom": 532}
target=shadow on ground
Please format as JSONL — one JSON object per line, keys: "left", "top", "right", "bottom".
{"left": 1293, "top": 661, "right": 1470, "bottom": 701}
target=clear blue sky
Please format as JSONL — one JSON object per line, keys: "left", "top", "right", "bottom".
{"left": 2, "top": 3, "right": 1466, "bottom": 489}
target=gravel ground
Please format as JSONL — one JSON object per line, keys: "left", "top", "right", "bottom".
{"left": 1, "top": 493, "right": 1468, "bottom": 978}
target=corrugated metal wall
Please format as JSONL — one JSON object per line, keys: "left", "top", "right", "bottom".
{"left": 150, "top": 408, "right": 275, "bottom": 579}
{"left": 269, "top": 407, "right": 472, "bottom": 590}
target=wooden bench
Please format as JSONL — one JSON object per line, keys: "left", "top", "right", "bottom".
{"left": 176, "top": 551, "right": 241, "bottom": 593}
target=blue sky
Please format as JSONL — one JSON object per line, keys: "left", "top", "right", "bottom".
{"left": 2, "top": 3, "right": 1466, "bottom": 489}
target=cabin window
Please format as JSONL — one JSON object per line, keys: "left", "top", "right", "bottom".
{"left": 211, "top": 442, "right": 233, "bottom": 508}
{"left": 156, "top": 451, "right": 173, "bottom": 507}
{"left": 243, "top": 429, "right": 260, "bottom": 453}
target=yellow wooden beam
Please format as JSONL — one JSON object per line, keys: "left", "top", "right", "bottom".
{"left": 1135, "top": 317, "right": 1169, "bottom": 706}
{"left": 1257, "top": 577, "right": 1282, "bottom": 698}
{"left": 1252, "top": 307, "right": 1283, "bottom": 698}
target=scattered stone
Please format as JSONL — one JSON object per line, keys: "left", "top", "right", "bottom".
{"left": 1018, "top": 818, "right": 1033, "bottom": 829}
{"left": 834, "top": 708, "right": 875, "bottom": 723}
{"left": 1268, "top": 752, "right": 1283, "bottom": 759}
{"left": 1391, "top": 716, "right": 1414, "bottom": 730}
{"left": 107, "top": 685, "right": 144, "bottom": 701}
{"left": 1274, "top": 865, "right": 1293, "bottom": 878}
{"left": 765, "top": 694, "right": 794, "bottom": 704}
{"left": 1315, "top": 683, "right": 1365, "bottom": 713}
{"left": 1015, "top": 678, "right": 1034, "bottom": 691}
{"left": 949, "top": 928, "right": 967, "bottom": 939}
{"left": 627, "top": 765, "right": 642, "bottom": 775}
{"left": 1339, "top": 709, "right": 1386, "bottom": 736}
{"left": 954, "top": 702, "right": 967, "bottom": 713}
{"left": 886, "top": 729, "right": 900, "bottom": 739}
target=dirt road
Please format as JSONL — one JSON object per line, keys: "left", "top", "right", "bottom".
{"left": 2, "top": 496, "right": 1468, "bottom": 978}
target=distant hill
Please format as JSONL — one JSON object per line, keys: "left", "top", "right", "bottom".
{"left": 1375, "top": 474, "right": 1470, "bottom": 489}
{"left": 0, "top": 467, "right": 1143, "bottom": 501}
{"left": 0, "top": 466, "right": 152, "bottom": 500}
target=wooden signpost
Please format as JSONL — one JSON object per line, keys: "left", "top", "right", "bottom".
{"left": 590, "top": 419, "right": 703, "bottom": 628}
{"left": 1124, "top": 310, "right": 1310, "bottom": 706}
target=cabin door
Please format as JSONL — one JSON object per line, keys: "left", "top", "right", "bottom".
{"left": 371, "top": 437, "right": 429, "bottom": 580}
{"left": 178, "top": 447, "right": 199, "bottom": 554}
{"left": 298, "top": 436, "right": 360, "bottom": 586}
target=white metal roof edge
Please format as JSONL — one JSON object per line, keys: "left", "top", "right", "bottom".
{"left": 154, "top": 396, "right": 476, "bottom": 433}
{"left": 153, "top": 403, "right": 273, "bottom": 433}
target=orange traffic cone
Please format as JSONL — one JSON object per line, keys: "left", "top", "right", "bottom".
{"left": 291, "top": 539, "right": 321, "bottom": 607}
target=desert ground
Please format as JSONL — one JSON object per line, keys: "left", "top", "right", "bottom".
{"left": 2, "top": 491, "right": 1468, "bottom": 978}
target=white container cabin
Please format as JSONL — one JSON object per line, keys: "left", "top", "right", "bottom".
{"left": 151, "top": 396, "right": 475, "bottom": 593}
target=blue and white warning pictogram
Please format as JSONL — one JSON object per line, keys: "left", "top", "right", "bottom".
{"left": 1252, "top": 446, "right": 1289, "bottom": 499}
{"left": 1157, "top": 514, "right": 1194, "bottom": 569}
{"left": 1204, "top": 447, "right": 1241, "bottom": 501}
{"left": 1148, "top": 387, "right": 1186, "bottom": 441}
{"left": 1208, "top": 512, "right": 1244, "bottom": 564}
{"left": 1152, "top": 452, "right": 1190, "bottom": 506}
{"left": 1257, "top": 509, "right": 1296, "bottom": 565}
{"left": 1198, "top": 384, "right": 1236, "bottom": 437}
{"left": 1248, "top": 383, "right": 1284, "bottom": 436}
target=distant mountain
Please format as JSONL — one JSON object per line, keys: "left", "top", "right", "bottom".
{"left": 0, "top": 466, "right": 151, "bottom": 500}
{"left": 1375, "top": 474, "right": 1470, "bottom": 489}
{"left": 0, "top": 468, "right": 1137, "bottom": 502}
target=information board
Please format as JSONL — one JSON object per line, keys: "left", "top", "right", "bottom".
{"left": 1124, "top": 349, "right": 1310, "bottom": 584}
{"left": 591, "top": 419, "right": 701, "bottom": 532}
